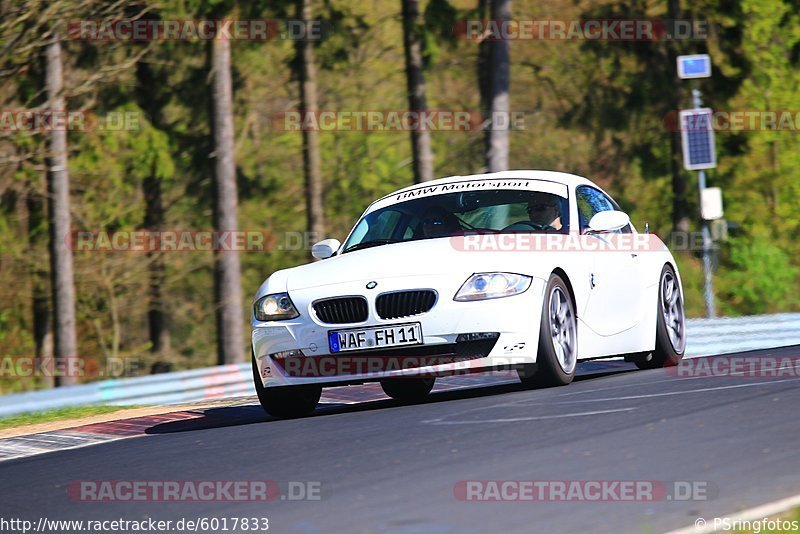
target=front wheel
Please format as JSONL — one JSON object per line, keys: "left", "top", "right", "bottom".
{"left": 519, "top": 273, "right": 577, "bottom": 387}
{"left": 380, "top": 377, "right": 435, "bottom": 401}
{"left": 636, "top": 264, "right": 686, "bottom": 369}
{"left": 252, "top": 355, "right": 321, "bottom": 418}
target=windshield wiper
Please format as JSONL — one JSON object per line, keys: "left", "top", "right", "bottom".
{"left": 343, "top": 239, "right": 397, "bottom": 253}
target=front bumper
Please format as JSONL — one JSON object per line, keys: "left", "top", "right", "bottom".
{"left": 252, "top": 274, "right": 546, "bottom": 387}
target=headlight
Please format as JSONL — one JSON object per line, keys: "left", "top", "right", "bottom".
{"left": 454, "top": 272, "right": 532, "bottom": 301}
{"left": 254, "top": 293, "right": 299, "bottom": 321}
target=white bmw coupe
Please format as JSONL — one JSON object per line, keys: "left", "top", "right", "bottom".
{"left": 251, "top": 171, "right": 686, "bottom": 417}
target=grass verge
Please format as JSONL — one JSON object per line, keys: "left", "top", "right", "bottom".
{"left": 0, "top": 405, "right": 139, "bottom": 430}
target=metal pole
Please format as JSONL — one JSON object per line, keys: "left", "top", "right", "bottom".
{"left": 692, "top": 87, "right": 716, "bottom": 318}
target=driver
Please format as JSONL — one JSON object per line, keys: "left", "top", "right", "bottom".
{"left": 526, "top": 193, "right": 562, "bottom": 230}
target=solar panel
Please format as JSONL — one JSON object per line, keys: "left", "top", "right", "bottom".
{"left": 680, "top": 108, "right": 716, "bottom": 170}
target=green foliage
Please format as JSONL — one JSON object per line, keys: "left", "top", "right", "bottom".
{"left": 718, "top": 238, "right": 799, "bottom": 315}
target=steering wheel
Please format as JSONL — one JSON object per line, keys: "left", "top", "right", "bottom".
{"left": 502, "top": 221, "right": 555, "bottom": 232}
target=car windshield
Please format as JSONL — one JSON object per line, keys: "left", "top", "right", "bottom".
{"left": 342, "top": 189, "right": 569, "bottom": 253}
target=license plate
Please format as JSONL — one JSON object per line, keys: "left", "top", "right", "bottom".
{"left": 329, "top": 323, "right": 423, "bottom": 353}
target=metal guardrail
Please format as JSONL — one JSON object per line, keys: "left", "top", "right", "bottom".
{"left": 1, "top": 313, "right": 798, "bottom": 418}
{"left": 0, "top": 364, "right": 253, "bottom": 419}
{"left": 684, "top": 313, "right": 800, "bottom": 356}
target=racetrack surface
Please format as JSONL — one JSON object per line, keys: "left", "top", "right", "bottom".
{"left": 2, "top": 345, "right": 799, "bottom": 533}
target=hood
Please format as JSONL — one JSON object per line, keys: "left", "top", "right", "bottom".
{"left": 282, "top": 237, "right": 549, "bottom": 292}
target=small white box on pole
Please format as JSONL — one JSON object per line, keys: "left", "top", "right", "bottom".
{"left": 701, "top": 187, "right": 723, "bottom": 220}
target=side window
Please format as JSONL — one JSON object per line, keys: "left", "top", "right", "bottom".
{"left": 576, "top": 186, "right": 631, "bottom": 234}
{"left": 576, "top": 186, "right": 614, "bottom": 232}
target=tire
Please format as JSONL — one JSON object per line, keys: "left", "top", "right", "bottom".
{"left": 519, "top": 273, "right": 577, "bottom": 387}
{"left": 635, "top": 264, "right": 686, "bottom": 370}
{"left": 380, "top": 377, "right": 435, "bottom": 401}
{"left": 251, "top": 355, "right": 321, "bottom": 418}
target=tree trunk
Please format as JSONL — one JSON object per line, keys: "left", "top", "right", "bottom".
{"left": 143, "top": 175, "right": 171, "bottom": 355}
{"left": 297, "top": 0, "right": 325, "bottom": 246}
{"left": 667, "top": 0, "right": 689, "bottom": 233}
{"left": 45, "top": 35, "right": 78, "bottom": 387}
{"left": 136, "top": 61, "right": 171, "bottom": 357}
{"left": 27, "top": 189, "right": 54, "bottom": 389}
{"left": 477, "top": 0, "right": 490, "bottom": 174}
{"left": 484, "top": 0, "right": 511, "bottom": 173}
{"left": 477, "top": 0, "right": 490, "bottom": 111}
{"left": 401, "top": 0, "right": 434, "bottom": 183}
{"left": 210, "top": 35, "right": 244, "bottom": 365}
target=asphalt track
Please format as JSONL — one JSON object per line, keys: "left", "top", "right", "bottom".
{"left": 2, "top": 345, "right": 800, "bottom": 534}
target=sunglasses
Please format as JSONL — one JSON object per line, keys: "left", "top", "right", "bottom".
{"left": 422, "top": 218, "right": 444, "bottom": 226}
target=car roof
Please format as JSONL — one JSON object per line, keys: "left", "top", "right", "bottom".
{"left": 382, "top": 170, "right": 594, "bottom": 201}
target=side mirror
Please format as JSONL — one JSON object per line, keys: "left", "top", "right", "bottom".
{"left": 588, "top": 211, "right": 630, "bottom": 234}
{"left": 311, "top": 238, "right": 341, "bottom": 259}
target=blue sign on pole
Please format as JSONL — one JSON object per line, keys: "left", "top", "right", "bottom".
{"left": 677, "top": 54, "right": 712, "bottom": 79}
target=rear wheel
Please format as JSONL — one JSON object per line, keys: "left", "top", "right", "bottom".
{"left": 636, "top": 264, "right": 686, "bottom": 369}
{"left": 380, "top": 377, "right": 435, "bottom": 401}
{"left": 252, "top": 355, "right": 321, "bottom": 418}
{"left": 519, "top": 273, "right": 577, "bottom": 387}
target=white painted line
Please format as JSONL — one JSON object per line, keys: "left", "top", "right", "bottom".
{"left": 666, "top": 492, "right": 800, "bottom": 533}
{"left": 0, "top": 434, "right": 130, "bottom": 463}
{"left": 422, "top": 407, "right": 636, "bottom": 425}
{"left": 514, "top": 377, "right": 800, "bottom": 405}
